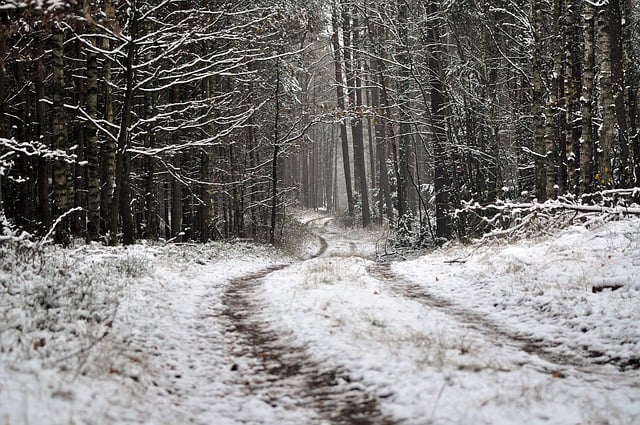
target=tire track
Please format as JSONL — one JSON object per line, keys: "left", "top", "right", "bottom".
{"left": 221, "top": 235, "right": 396, "bottom": 425}
{"left": 369, "top": 262, "right": 640, "bottom": 374}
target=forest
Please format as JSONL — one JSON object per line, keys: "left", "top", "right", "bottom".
{"left": 1, "top": 0, "right": 639, "bottom": 246}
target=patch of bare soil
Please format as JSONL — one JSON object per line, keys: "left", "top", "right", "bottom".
{"left": 222, "top": 253, "right": 396, "bottom": 424}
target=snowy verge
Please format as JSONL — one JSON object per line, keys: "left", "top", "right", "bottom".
{"left": 394, "top": 217, "right": 640, "bottom": 367}
{"left": 259, "top": 218, "right": 640, "bottom": 425}
{"left": 0, "top": 239, "right": 301, "bottom": 424}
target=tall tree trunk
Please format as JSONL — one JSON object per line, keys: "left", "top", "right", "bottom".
{"left": 608, "top": 0, "right": 629, "bottom": 186}
{"left": 624, "top": 0, "right": 640, "bottom": 186}
{"left": 580, "top": 3, "right": 596, "bottom": 194}
{"left": 270, "top": 62, "right": 281, "bottom": 245}
{"left": 111, "top": 3, "right": 137, "bottom": 245}
{"left": 371, "top": 59, "right": 393, "bottom": 223}
{"left": 101, "top": 0, "right": 116, "bottom": 236}
{"left": 427, "top": 1, "right": 450, "bottom": 242}
{"left": 596, "top": 3, "right": 615, "bottom": 189}
{"left": 544, "top": 0, "right": 564, "bottom": 199}
{"left": 531, "top": 0, "right": 546, "bottom": 200}
{"left": 331, "top": 1, "right": 354, "bottom": 217}
{"left": 364, "top": 0, "right": 392, "bottom": 225}
{"left": 0, "top": 13, "right": 5, "bottom": 218}
{"left": 564, "top": 0, "right": 580, "bottom": 194}
{"left": 396, "top": 0, "right": 412, "bottom": 221}
{"left": 86, "top": 36, "right": 100, "bottom": 241}
{"left": 142, "top": 19, "right": 158, "bottom": 240}
{"left": 171, "top": 156, "right": 183, "bottom": 241}
{"left": 199, "top": 151, "right": 211, "bottom": 242}
{"left": 120, "top": 148, "right": 136, "bottom": 244}
{"left": 366, "top": 87, "right": 376, "bottom": 192}
{"left": 35, "top": 38, "right": 50, "bottom": 231}
{"left": 51, "top": 22, "right": 72, "bottom": 244}
{"left": 16, "top": 61, "right": 35, "bottom": 231}
{"left": 346, "top": 12, "right": 370, "bottom": 227}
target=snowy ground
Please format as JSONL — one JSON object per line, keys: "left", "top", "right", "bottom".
{"left": 1, "top": 212, "right": 639, "bottom": 424}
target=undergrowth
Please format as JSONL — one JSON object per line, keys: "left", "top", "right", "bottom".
{"left": 0, "top": 220, "right": 151, "bottom": 379}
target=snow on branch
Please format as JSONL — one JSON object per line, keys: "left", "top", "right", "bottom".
{"left": 1, "top": 137, "right": 78, "bottom": 176}
{"left": 456, "top": 190, "right": 640, "bottom": 240}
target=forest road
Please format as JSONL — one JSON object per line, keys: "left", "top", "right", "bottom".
{"left": 368, "top": 256, "right": 640, "bottom": 376}
{"left": 221, "top": 216, "right": 638, "bottom": 424}
{"left": 220, "top": 217, "right": 397, "bottom": 425}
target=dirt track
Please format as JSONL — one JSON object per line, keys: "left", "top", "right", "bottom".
{"left": 221, "top": 220, "right": 396, "bottom": 425}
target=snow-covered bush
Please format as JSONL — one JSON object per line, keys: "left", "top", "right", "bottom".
{"left": 0, "top": 230, "right": 145, "bottom": 377}
{"left": 455, "top": 189, "right": 640, "bottom": 241}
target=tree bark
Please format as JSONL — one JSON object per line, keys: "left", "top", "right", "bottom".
{"left": 171, "top": 158, "right": 183, "bottom": 241}
{"left": 371, "top": 59, "right": 393, "bottom": 223}
{"left": 86, "top": 36, "right": 100, "bottom": 241}
{"left": 111, "top": 1, "right": 137, "bottom": 245}
{"left": 580, "top": 3, "right": 596, "bottom": 194}
{"left": 531, "top": 0, "right": 546, "bottom": 200}
{"left": 564, "top": 0, "right": 580, "bottom": 194}
{"left": 624, "top": 0, "right": 640, "bottom": 186}
{"left": 596, "top": 3, "right": 615, "bottom": 189}
{"left": 608, "top": 0, "right": 629, "bottom": 186}
{"left": 427, "top": 1, "right": 450, "bottom": 242}
{"left": 101, "top": 0, "right": 116, "bottom": 236}
{"left": 270, "top": 61, "right": 281, "bottom": 245}
{"left": 396, "top": 0, "right": 412, "bottom": 221}
{"left": 331, "top": 1, "right": 354, "bottom": 217}
{"left": 346, "top": 11, "right": 370, "bottom": 227}
{"left": 51, "top": 22, "right": 72, "bottom": 244}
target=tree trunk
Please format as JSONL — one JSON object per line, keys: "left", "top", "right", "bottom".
{"left": 111, "top": 2, "right": 137, "bottom": 245}
{"left": 101, "top": 0, "right": 116, "bottom": 236}
{"left": 35, "top": 37, "right": 50, "bottom": 231}
{"left": 0, "top": 12, "right": 6, "bottom": 218}
{"left": 427, "top": 1, "right": 450, "bottom": 242}
{"left": 371, "top": 61, "right": 393, "bottom": 223}
{"left": 171, "top": 156, "right": 183, "bottom": 241}
{"left": 396, "top": 0, "right": 412, "bottom": 221}
{"left": 564, "top": 0, "right": 580, "bottom": 194}
{"left": 531, "top": 0, "right": 546, "bottom": 200}
{"left": 51, "top": 22, "right": 72, "bottom": 245}
{"left": 608, "top": 0, "right": 629, "bottom": 186}
{"left": 596, "top": 3, "right": 615, "bottom": 189}
{"left": 624, "top": 0, "right": 640, "bottom": 186}
{"left": 331, "top": 1, "right": 354, "bottom": 217}
{"left": 544, "top": 0, "right": 564, "bottom": 199}
{"left": 580, "top": 3, "right": 596, "bottom": 194}
{"left": 270, "top": 62, "right": 281, "bottom": 245}
{"left": 86, "top": 36, "right": 100, "bottom": 241}
{"left": 15, "top": 61, "right": 35, "bottom": 231}
{"left": 346, "top": 12, "right": 370, "bottom": 227}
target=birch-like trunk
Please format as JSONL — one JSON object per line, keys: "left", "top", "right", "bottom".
{"left": 531, "top": 0, "right": 546, "bottom": 200}
{"left": 580, "top": 3, "right": 596, "bottom": 194}
{"left": 86, "top": 36, "right": 100, "bottom": 241}
{"left": 564, "top": 0, "right": 580, "bottom": 193}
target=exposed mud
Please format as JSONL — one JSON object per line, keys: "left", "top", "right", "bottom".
{"left": 369, "top": 262, "right": 640, "bottom": 373}
{"left": 221, "top": 236, "right": 396, "bottom": 424}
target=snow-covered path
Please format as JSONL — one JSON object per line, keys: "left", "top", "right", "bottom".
{"left": 2, "top": 214, "right": 639, "bottom": 424}
{"left": 258, "top": 216, "right": 640, "bottom": 424}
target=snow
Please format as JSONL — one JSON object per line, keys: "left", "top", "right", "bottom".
{"left": 1, "top": 213, "right": 639, "bottom": 424}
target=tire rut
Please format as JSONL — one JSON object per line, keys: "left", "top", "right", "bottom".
{"left": 221, "top": 240, "right": 396, "bottom": 425}
{"left": 369, "top": 262, "right": 640, "bottom": 374}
